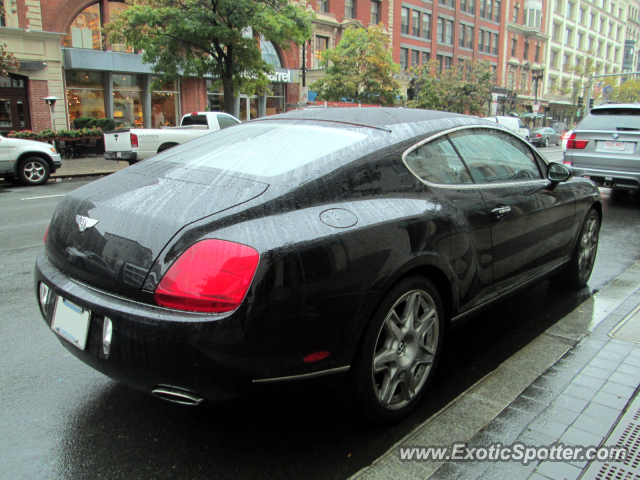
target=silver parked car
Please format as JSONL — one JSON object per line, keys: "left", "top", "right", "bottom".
{"left": 564, "top": 104, "right": 640, "bottom": 191}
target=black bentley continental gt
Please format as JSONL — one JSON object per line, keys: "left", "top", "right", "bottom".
{"left": 35, "top": 108, "right": 601, "bottom": 423}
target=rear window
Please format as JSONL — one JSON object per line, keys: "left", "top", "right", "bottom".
{"left": 146, "top": 122, "right": 372, "bottom": 178}
{"left": 181, "top": 115, "right": 208, "bottom": 126}
{"left": 579, "top": 108, "right": 640, "bottom": 130}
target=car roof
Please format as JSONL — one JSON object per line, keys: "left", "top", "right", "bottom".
{"left": 592, "top": 103, "right": 640, "bottom": 111}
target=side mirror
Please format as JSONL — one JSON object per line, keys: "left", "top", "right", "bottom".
{"left": 547, "top": 163, "right": 572, "bottom": 183}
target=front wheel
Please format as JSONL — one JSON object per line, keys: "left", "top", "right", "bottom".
{"left": 551, "top": 209, "right": 600, "bottom": 288}
{"left": 18, "top": 157, "right": 50, "bottom": 186}
{"left": 349, "top": 276, "right": 445, "bottom": 424}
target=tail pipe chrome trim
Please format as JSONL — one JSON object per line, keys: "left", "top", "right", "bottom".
{"left": 252, "top": 365, "right": 350, "bottom": 384}
{"left": 152, "top": 386, "right": 205, "bottom": 406}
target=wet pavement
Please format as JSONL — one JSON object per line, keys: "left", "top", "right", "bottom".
{"left": 2, "top": 157, "right": 640, "bottom": 479}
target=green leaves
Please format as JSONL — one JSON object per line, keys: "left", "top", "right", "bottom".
{"left": 407, "top": 59, "right": 493, "bottom": 116}
{"left": 311, "top": 25, "right": 400, "bottom": 106}
{"left": 106, "top": 0, "right": 314, "bottom": 112}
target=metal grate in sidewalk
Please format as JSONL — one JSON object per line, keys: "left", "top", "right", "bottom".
{"left": 582, "top": 391, "right": 640, "bottom": 480}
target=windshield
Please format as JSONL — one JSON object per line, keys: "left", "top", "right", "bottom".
{"left": 579, "top": 108, "right": 640, "bottom": 130}
{"left": 145, "top": 122, "right": 373, "bottom": 178}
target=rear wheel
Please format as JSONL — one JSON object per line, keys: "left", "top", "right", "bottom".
{"left": 349, "top": 276, "right": 445, "bottom": 423}
{"left": 18, "top": 157, "right": 50, "bottom": 186}
{"left": 551, "top": 209, "right": 600, "bottom": 288}
{"left": 544, "top": 137, "right": 549, "bottom": 147}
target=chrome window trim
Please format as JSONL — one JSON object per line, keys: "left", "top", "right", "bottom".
{"left": 401, "top": 124, "right": 549, "bottom": 189}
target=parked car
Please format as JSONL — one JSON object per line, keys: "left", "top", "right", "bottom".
{"left": 36, "top": 108, "right": 601, "bottom": 423}
{"left": 0, "top": 135, "right": 62, "bottom": 185}
{"left": 103, "top": 112, "right": 241, "bottom": 165}
{"left": 529, "top": 127, "right": 562, "bottom": 147}
{"left": 564, "top": 103, "right": 640, "bottom": 191}
{"left": 550, "top": 121, "right": 568, "bottom": 135}
{"left": 484, "top": 115, "right": 530, "bottom": 140}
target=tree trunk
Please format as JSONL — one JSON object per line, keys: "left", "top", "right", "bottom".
{"left": 222, "top": 75, "right": 235, "bottom": 114}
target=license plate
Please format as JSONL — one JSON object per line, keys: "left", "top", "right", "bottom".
{"left": 116, "top": 152, "right": 122, "bottom": 158}
{"left": 51, "top": 296, "right": 91, "bottom": 350}
{"left": 604, "top": 141, "right": 625, "bottom": 151}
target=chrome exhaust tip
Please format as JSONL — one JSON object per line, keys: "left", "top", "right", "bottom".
{"left": 152, "top": 386, "right": 205, "bottom": 406}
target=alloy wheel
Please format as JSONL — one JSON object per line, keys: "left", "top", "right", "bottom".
{"left": 23, "top": 161, "right": 46, "bottom": 182}
{"left": 578, "top": 214, "right": 599, "bottom": 281}
{"left": 372, "top": 290, "right": 439, "bottom": 410}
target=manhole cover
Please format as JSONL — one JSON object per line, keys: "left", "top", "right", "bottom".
{"left": 582, "top": 391, "right": 640, "bottom": 480}
{"left": 610, "top": 305, "right": 640, "bottom": 344}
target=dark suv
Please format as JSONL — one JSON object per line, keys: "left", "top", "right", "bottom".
{"left": 564, "top": 103, "right": 640, "bottom": 191}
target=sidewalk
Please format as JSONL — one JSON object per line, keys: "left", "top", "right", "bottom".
{"left": 351, "top": 262, "right": 640, "bottom": 480}
{"left": 51, "top": 156, "right": 128, "bottom": 179}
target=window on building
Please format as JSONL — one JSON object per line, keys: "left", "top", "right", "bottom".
{"left": 561, "top": 79, "right": 569, "bottom": 91}
{"left": 513, "top": 5, "right": 519, "bottom": 22}
{"left": 563, "top": 53, "right": 570, "bottom": 71}
{"left": 579, "top": 7, "right": 585, "bottom": 24}
{"left": 446, "top": 19, "right": 454, "bottom": 44}
{"left": 459, "top": 22, "right": 466, "bottom": 47}
{"left": 345, "top": 0, "right": 354, "bottom": 18}
{"left": 486, "top": 0, "right": 493, "bottom": 20}
{"left": 63, "top": 4, "right": 102, "bottom": 50}
{"left": 113, "top": 74, "right": 143, "bottom": 128}
{"left": 412, "top": 10, "right": 420, "bottom": 36}
{"left": 65, "top": 71, "right": 106, "bottom": 122}
{"left": 535, "top": 44, "right": 540, "bottom": 62}
{"left": 508, "top": 71, "right": 515, "bottom": 89}
{"left": 511, "top": 37, "right": 517, "bottom": 56}
{"left": 467, "top": 25, "right": 474, "bottom": 49}
{"left": 411, "top": 50, "right": 420, "bottom": 68}
{"left": 550, "top": 50, "right": 558, "bottom": 69}
{"left": 479, "top": 29, "right": 484, "bottom": 51}
{"left": 494, "top": 1, "right": 501, "bottom": 22}
{"left": 422, "top": 51, "right": 430, "bottom": 64}
{"left": 461, "top": 0, "right": 467, "bottom": 11}
{"left": 567, "top": 2, "right": 574, "bottom": 18}
{"left": 436, "top": 54, "right": 444, "bottom": 72}
{"left": 444, "top": 56, "right": 452, "bottom": 69}
{"left": 370, "top": 1, "right": 380, "bottom": 24}
{"left": 400, "top": 48, "right": 409, "bottom": 73}
{"left": 492, "top": 33, "right": 498, "bottom": 54}
{"left": 314, "top": 36, "right": 328, "bottom": 69}
{"left": 317, "top": 0, "right": 329, "bottom": 13}
{"left": 607, "top": 44, "right": 611, "bottom": 60}
{"left": 600, "top": 18, "right": 605, "bottom": 33}
{"left": 617, "top": 26, "right": 622, "bottom": 41}
{"left": 565, "top": 27, "right": 573, "bottom": 45}
{"left": 151, "top": 77, "right": 180, "bottom": 128}
{"left": 438, "top": 17, "right": 445, "bottom": 42}
{"left": 484, "top": 30, "right": 491, "bottom": 53}
{"left": 439, "top": 0, "right": 454, "bottom": 6}
{"left": 577, "top": 32, "right": 583, "bottom": 50}
{"left": 401, "top": 7, "right": 410, "bottom": 34}
{"left": 552, "top": 23, "right": 560, "bottom": 41}
{"left": 521, "top": 72, "right": 528, "bottom": 90}
{"left": 590, "top": 13, "right": 596, "bottom": 29}
{"left": 480, "top": 0, "right": 485, "bottom": 17}
{"left": 524, "top": 41, "right": 529, "bottom": 60}
{"left": 548, "top": 77, "right": 556, "bottom": 94}
{"left": 422, "top": 13, "right": 431, "bottom": 39}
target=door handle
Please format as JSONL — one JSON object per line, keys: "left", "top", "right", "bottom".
{"left": 491, "top": 206, "right": 511, "bottom": 219}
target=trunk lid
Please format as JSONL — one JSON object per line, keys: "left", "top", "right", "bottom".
{"left": 46, "top": 163, "right": 268, "bottom": 298}
{"left": 104, "top": 130, "right": 132, "bottom": 153}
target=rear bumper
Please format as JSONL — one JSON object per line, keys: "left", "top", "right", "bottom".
{"left": 104, "top": 151, "right": 137, "bottom": 162}
{"left": 569, "top": 165, "right": 640, "bottom": 189}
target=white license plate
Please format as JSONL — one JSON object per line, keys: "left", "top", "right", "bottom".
{"left": 604, "top": 141, "right": 625, "bottom": 151}
{"left": 116, "top": 152, "right": 122, "bottom": 158}
{"left": 51, "top": 296, "right": 91, "bottom": 350}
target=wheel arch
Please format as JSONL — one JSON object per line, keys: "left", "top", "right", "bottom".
{"left": 157, "top": 142, "right": 179, "bottom": 153}
{"left": 16, "top": 151, "right": 54, "bottom": 173}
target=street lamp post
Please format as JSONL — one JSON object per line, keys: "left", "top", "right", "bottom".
{"left": 531, "top": 68, "right": 545, "bottom": 128}
{"left": 42, "top": 96, "right": 61, "bottom": 131}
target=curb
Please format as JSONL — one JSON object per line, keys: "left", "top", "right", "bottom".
{"left": 350, "top": 261, "right": 640, "bottom": 480}
{"left": 50, "top": 171, "right": 120, "bottom": 179}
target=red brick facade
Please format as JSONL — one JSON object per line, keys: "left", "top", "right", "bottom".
{"left": 28, "top": 80, "right": 53, "bottom": 132}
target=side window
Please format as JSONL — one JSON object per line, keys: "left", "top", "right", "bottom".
{"left": 518, "top": 119, "right": 525, "bottom": 129}
{"left": 217, "top": 114, "right": 240, "bottom": 130}
{"left": 448, "top": 129, "right": 543, "bottom": 183}
{"left": 405, "top": 136, "right": 473, "bottom": 184}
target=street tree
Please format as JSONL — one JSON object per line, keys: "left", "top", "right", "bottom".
{"left": 407, "top": 58, "right": 493, "bottom": 116}
{"left": 106, "top": 0, "right": 314, "bottom": 114}
{"left": 0, "top": 4, "right": 19, "bottom": 77}
{"left": 311, "top": 25, "right": 400, "bottom": 106}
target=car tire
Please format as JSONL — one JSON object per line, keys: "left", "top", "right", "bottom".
{"left": 551, "top": 209, "right": 600, "bottom": 289}
{"left": 349, "top": 276, "right": 445, "bottom": 424}
{"left": 544, "top": 137, "right": 549, "bottom": 147}
{"left": 17, "top": 157, "right": 50, "bottom": 186}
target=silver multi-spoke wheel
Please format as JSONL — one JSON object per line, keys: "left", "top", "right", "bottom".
{"left": 24, "top": 161, "right": 45, "bottom": 182}
{"left": 372, "top": 289, "right": 439, "bottom": 410}
{"left": 578, "top": 213, "right": 599, "bottom": 281}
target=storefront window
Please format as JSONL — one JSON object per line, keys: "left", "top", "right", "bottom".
{"left": 113, "top": 74, "right": 142, "bottom": 128}
{"left": 66, "top": 71, "right": 106, "bottom": 122}
{"left": 261, "top": 37, "right": 281, "bottom": 68}
{"left": 63, "top": 4, "right": 102, "bottom": 50}
{"left": 266, "top": 84, "right": 285, "bottom": 116}
{"left": 151, "top": 77, "right": 180, "bottom": 127}
{"left": 0, "top": 99, "right": 12, "bottom": 128}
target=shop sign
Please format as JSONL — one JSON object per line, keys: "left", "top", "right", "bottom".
{"left": 268, "top": 69, "right": 294, "bottom": 84}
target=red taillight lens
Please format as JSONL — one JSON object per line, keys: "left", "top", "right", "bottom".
{"left": 303, "top": 351, "right": 330, "bottom": 363}
{"left": 566, "top": 133, "right": 589, "bottom": 149}
{"left": 44, "top": 226, "right": 49, "bottom": 244}
{"left": 154, "top": 239, "right": 259, "bottom": 313}
{"left": 130, "top": 132, "right": 139, "bottom": 148}
{"left": 536, "top": 134, "right": 542, "bottom": 138}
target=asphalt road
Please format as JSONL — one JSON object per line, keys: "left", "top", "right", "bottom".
{"left": 2, "top": 151, "right": 640, "bottom": 480}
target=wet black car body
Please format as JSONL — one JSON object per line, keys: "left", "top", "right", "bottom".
{"left": 35, "top": 108, "right": 601, "bottom": 421}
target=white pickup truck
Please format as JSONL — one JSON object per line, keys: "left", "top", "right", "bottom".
{"left": 103, "top": 112, "right": 241, "bottom": 164}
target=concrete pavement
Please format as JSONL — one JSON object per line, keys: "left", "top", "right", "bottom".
{"left": 351, "top": 262, "right": 640, "bottom": 480}
{"left": 51, "top": 156, "right": 128, "bottom": 179}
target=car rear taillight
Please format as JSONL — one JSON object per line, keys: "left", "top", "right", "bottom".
{"left": 154, "top": 239, "right": 259, "bottom": 313}
{"left": 563, "top": 160, "right": 573, "bottom": 165}
{"left": 536, "top": 134, "right": 542, "bottom": 138}
{"left": 130, "top": 133, "right": 139, "bottom": 148}
{"left": 566, "top": 133, "right": 589, "bottom": 149}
